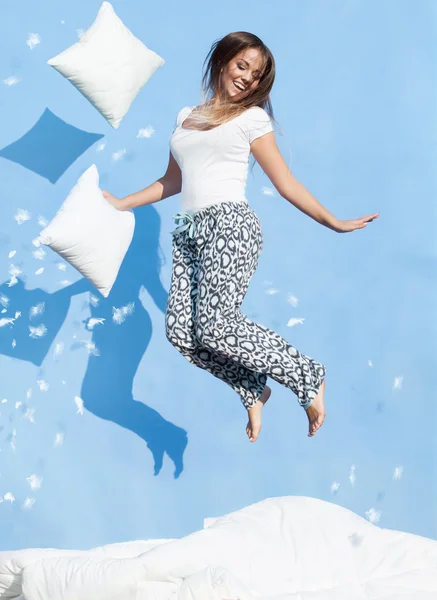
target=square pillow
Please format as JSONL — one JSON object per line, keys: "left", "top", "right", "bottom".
{"left": 38, "top": 164, "right": 135, "bottom": 298}
{"left": 47, "top": 2, "right": 165, "bottom": 128}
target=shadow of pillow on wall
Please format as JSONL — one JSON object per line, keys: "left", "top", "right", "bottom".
{"left": 0, "top": 108, "right": 104, "bottom": 184}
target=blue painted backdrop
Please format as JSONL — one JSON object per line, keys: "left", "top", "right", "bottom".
{"left": 0, "top": 0, "right": 435, "bottom": 550}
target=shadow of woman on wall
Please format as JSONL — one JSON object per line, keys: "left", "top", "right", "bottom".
{"left": 0, "top": 204, "right": 187, "bottom": 478}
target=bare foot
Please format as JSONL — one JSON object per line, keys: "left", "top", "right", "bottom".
{"left": 305, "top": 379, "right": 326, "bottom": 437}
{"left": 246, "top": 385, "right": 271, "bottom": 442}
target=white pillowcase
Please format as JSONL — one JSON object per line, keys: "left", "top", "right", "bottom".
{"left": 47, "top": 2, "right": 165, "bottom": 128}
{"left": 38, "top": 164, "right": 135, "bottom": 298}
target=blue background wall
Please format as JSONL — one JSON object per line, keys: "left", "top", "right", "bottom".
{"left": 0, "top": 0, "right": 435, "bottom": 550}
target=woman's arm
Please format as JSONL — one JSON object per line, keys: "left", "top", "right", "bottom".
{"left": 251, "top": 134, "right": 379, "bottom": 233}
{"left": 103, "top": 151, "right": 182, "bottom": 211}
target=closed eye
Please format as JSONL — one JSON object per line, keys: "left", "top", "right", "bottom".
{"left": 237, "top": 64, "right": 261, "bottom": 80}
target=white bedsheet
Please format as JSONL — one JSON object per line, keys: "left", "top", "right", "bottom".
{"left": 1, "top": 496, "right": 436, "bottom": 600}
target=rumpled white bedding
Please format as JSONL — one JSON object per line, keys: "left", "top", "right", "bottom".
{"left": 1, "top": 496, "right": 436, "bottom": 600}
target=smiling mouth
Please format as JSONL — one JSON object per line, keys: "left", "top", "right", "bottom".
{"left": 233, "top": 81, "right": 246, "bottom": 91}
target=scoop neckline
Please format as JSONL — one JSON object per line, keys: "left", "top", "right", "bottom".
{"left": 179, "top": 105, "right": 254, "bottom": 132}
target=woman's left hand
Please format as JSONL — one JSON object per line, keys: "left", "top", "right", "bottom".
{"left": 335, "top": 212, "right": 380, "bottom": 233}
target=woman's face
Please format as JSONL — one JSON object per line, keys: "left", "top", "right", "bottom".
{"left": 220, "top": 48, "right": 265, "bottom": 98}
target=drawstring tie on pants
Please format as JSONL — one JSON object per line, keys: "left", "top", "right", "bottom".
{"left": 170, "top": 212, "right": 199, "bottom": 296}
{"left": 170, "top": 212, "right": 197, "bottom": 239}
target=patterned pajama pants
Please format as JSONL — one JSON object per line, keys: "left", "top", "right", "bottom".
{"left": 165, "top": 200, "right": 326, "bottom": 410}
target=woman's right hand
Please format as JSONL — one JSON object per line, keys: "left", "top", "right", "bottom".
{"left": 101, "top": 189, "right": 123, "bottom": 209}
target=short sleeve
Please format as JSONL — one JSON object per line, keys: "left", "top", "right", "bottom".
{"left": 172, "top": 106, "right": 193, "bottom": 133}
{"left": 243, "top": 107, "right": 273, "bottom": 144}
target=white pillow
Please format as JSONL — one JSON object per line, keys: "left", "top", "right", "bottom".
{"left": 38, "top": 164, "right": 135, "bottom": 298}
{"left": 47, "top": 2, "right": 165, "bottom": 128}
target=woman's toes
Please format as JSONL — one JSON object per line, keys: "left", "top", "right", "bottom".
{"left": 308, "top": 419, "right": 316, "bottom": 436}
{"left": 308, "top": 414, "right": 325, "bottom": 437}
{"left": 251, "top": 425, "right": 261, "bottom": 442}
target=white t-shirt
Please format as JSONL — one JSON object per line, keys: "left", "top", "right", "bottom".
{"left": 169, "top": 105, "right": 274, "bottom": 214}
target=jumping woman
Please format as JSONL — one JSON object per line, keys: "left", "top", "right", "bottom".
{"left": 102, "top": 32, "right": 379, "bottom": 443}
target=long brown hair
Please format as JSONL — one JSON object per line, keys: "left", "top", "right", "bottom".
{"left": 187, "top": 32, "right": 280, "bottom": 173}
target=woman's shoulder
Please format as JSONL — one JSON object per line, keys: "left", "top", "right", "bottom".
{"left": 245, "top": 105, "right": 270, "bottom": 118}
{"left": 177, "top": 105, "right": 195, "bottom": 118}
{"left": 242, "top": 105, "right": 272, "bottom": 127}
{"left": 239, "top": 106, "right": 274, "bottom": 143}
{"left": 174, "top": 106, "right": 195, "bottom": 129}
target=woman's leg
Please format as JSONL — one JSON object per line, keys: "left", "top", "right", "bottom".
{"left": 194, "top": 201, "right": 326, "bottom": 410}
{"left": 165, "top": 229, "right": 267, "bottom": 409}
